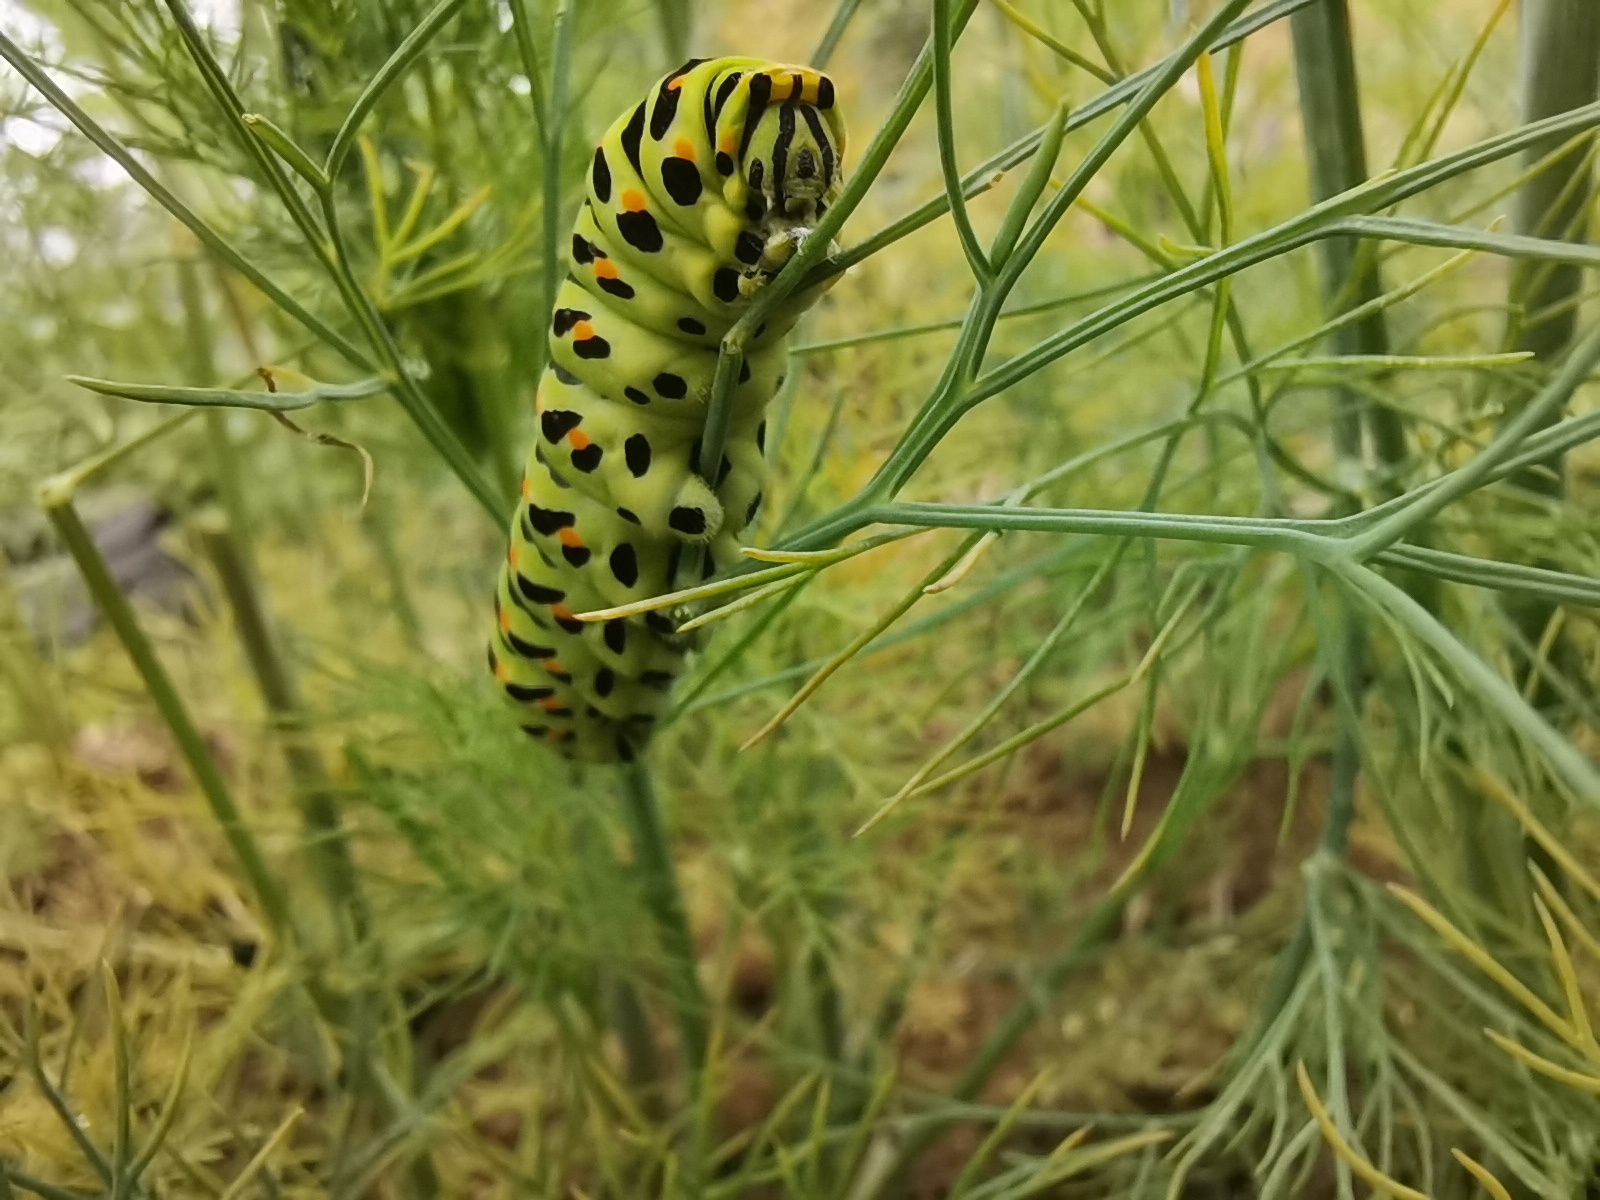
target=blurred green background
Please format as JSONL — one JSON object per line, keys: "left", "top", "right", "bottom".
{"left": 2, "top": 0, "right": 1599, "bottom": 1196}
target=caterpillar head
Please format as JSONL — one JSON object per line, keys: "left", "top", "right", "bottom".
{"left": 731, "top": 68, "right": 845, "bottom": 263}
{"left": 743, "top": 106, "right": 841, "bottom": 224}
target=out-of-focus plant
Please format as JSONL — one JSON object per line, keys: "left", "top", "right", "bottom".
{"left": 3, "top": 0, "right": 1599, "bottom": 1196}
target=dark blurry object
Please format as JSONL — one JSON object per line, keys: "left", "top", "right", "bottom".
{"left": 5, "top": 491, "right": 200, "bottom": 647}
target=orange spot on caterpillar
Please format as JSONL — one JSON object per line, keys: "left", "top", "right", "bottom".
{"left": 508, "top": 544, "right": 518, "bottom": 568}
{"left": 667, "top": 76, "right": 684, "bottom": 91}
{"left": 557, "top": 528, "right": 584, "bottom": 548}
{"left": 520, "top": 476, "right": 532, "bottom": 499}
{"left": 548, "top": 729, "right": 571, "bottom": 742}
{"left": 673, "top": 137, "right": 696, "bottom": 162}
{"left": 719, "top": 133, "right": 735, "bottom": 154}
{"left": 593, "top": 259, "right": 620, "bottom": 280}
{"left": 622, "top": 189, "right": 648, "bottom": 213}
{"left": 499, "top": 606, "right": 511, "bottom": 632}
{"left": 566, "top": 428, "right": 591, "bottom": 451}
{"left": 493, "top": 660, "right": 508, "bottom": 682}
{"left": 545, "top": 660, "right": 568, "bottom": 675}
{"left": 538, "top": 696, "right": 564, "bottom": 711}
{"left": 550, "top": 605, "right": 576, "bottom": 621}
{"left": 572, "top": 320, "right": 595, "bottom": 340}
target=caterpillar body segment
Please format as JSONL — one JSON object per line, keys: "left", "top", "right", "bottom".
{"left": 490, "top": 57, "right": 847, "bottom": 761}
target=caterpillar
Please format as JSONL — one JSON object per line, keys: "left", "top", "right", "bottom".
{"left": 488, "top": 57, "right": 847, "bottom": 762}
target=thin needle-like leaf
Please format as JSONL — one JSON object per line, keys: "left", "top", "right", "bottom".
{"left": 741, "top": 536, "right": 979, "bottom": 751}
{"left": 1483, "top": 1029, "right": 1600, "bottom": 1094}
{"left": 1295, "top": 1063, "right": 1428, "bottom": 1200}
{"left": 1388, "top": 885, "right": 1576, "bottom": 1044}
{"left": 102, "top": 964, "right": 131, "bottom": 1200}
{"left": 325, "top": 0, "right": 469, "bottom": 178}
{"left": 215, "top": 1108, "right": 302, "bottom": 1200}
{"left": 1451, "top": 1148, "right": 1514, "bottom": 1200}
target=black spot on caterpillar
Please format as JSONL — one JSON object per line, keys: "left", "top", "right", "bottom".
{"left": 661, "top": 157, "right": 702, "bottom": 206}
{"left": 541, "top": 410, "right": 582, "bottom": 442}
{"left": 669, "top": 506, "right": 707, "bottom": 536}
{"left": 625, "top": 434, "right": 652, "bottom": 477}
{"left": 620, "top": 102, "right": 646, "bottom": 176}
{"left": 618, "top": 208, "right": 663, "bottom": 253}
{"left": 492, "top": 58, "right": 847, "bottom": 761}
{"left": 552, "top": 308, "right": 590, "bottom": 336}
{"left": 610, "top": 543, "right": 639, "bottom": 587}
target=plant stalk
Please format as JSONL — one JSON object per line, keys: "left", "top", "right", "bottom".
{"left": 1502, "top": 0, "right": 1600, "bottom": 700}
{"left": 194, "top": 513, "right": 370, "bottom": 943}
{"left": 654, "top": 0, "right": 692, "bottom": 67}
{"left": 40, "top": 492, "right": 292, "bottom": 943}
{"left": 1291, "top": 1, "right": 1406, "bottom": 472}
{"left": 617, "top": 762, "right": 709, "bottom": 1075}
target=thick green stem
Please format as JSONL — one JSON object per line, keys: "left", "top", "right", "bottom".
{"left": 933, "top": 0, "right": 991, "bottom": 281}
{"left": 194, "top": 513, "right": 370, "bottom": 943}
{"left": 362, "top": 485, "right": 426, "bottom": 652}
{"left": 40, "top": 492, "right": 292, "bottom": 943}
{"left": 617, "top": 763, "right": 708, "bottom": 1075}
{"left": 1509, "top": 0, "right": 1600, "bottom": 379}
{"left": 1291, "top": 1, "right": 1407, "bottom": 472}
{"left": 654, "top": 0, "right": 692, "bottom": 67}
{"left": 812, "top": 0, "right": 866, "bottom": 69}
{"left": 606, "top": 974, "right": 665, "bottom": 1113}
{"left": 1502, "top": 0, "right": 1600, "bottom": 700}
{"left": 540, "top": 2, "right": 576, "bottom": 385}
{"left": 1289, "top": 0, "right": 1388, "bottom": 872}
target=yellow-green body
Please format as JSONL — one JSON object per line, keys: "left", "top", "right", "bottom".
{"left": 489, "top": 57, "right": 847, "bottom": 760}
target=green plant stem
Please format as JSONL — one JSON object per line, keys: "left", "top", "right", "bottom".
{"left": 617, "top": 763, "right": 709, "bottom": 1076}
{"left": 194, "top": 513, "right": 370, "bottom": 943}
{"left": 1290, "top": 0, "right": 1408, "bottom": 471}
{"left": 933, "top": 0, "right": 991, "bottom": 281}
{"left": 1253, "top": 4, "right": 1387, "bottom": 1093}
{"left": 39, "top": 492, "right": 292, "bottom": 942}
{"left": 2, "top": 1169, "right": 89, "bottom": 1200}
{"left": 539, "top": 1, "right": 576, "bottom": 385}
{"left": 23, "top": 1005, "right": 112, "bottom": 1187}
{"left": 654, "top": 0, "right": 692, "bottom": 66}
{"left": 674, "top": 0, "right": 982, "bottom": 590}
{"left": 324, "top": 0, "right": 471, "bottom": 180}
{"left": 607, "top": 974, "right": 665, "bottom": 1110}
{"left": 1502, "top": 0, "right": 1600, "bottom": 697}
{"left": 1509, "top": 0, "right": 1600, "bottom": 376}
{"left": 362, "top": 485, "right": 425, "bottom": 651}
{"left": 812, "top": 0, "right": 866, "bottom": 68}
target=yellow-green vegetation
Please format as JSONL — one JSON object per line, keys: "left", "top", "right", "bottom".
{"left": 2, "top": 0, "right": 1599, "bottom": 1196}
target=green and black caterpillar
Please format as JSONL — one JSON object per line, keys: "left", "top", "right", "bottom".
{"left": 489, "top": 57, "right": 847, "bottom": 762}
